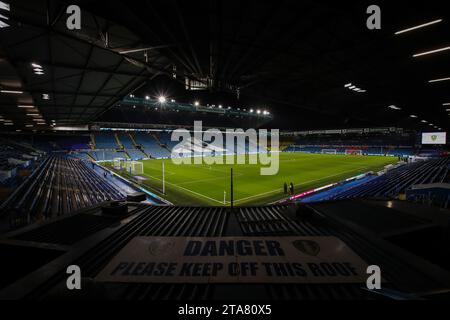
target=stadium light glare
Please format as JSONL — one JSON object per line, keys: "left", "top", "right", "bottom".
{"left": 250, "top": 109, "right": 254, "bottom": 113}
{"left": 218, "top": 105, "right": 222, "bottom": 109}
{"left": 395, "top": 19, "right": 443, "bottom": 35}
{"left": 257, "top": 110, "right": 261, "bottom": 114}
{"left": 18, "top": 105, "right": 34, "bottom": 108}
{"left": 194, "top": 101, "right": 200, "bottom": 106}
{"left": 429, "top": 77, "right": 450, "bottom": 83}
{"left": 410, "top": 114, "right": 418, "bottom": 118}
{"left": 388, "top": 105, "right": 401, "bottom": 110}
{"left": 443, "top": 103, "right": 450, "bottom": 106}
{"left": 421, "top": 120, "right": 428, "bottom": 123}
{"left": 145, "top": 95, "right": 150, "bottom": 100}
{"left": 1, "top": 89, "right": 23, "bottom": 94}
{"left": 345, "top": 83, "right": 366, "bottom": 93}
{"left": 413, "top": 46, "right": 450, "bottom": 58}
{"left": 0, "top": 1, "right": 10, "bottom": 11}
{"left": 158, "top": 96, "right": 166, "bottom": 103}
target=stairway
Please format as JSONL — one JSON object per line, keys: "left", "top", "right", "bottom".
{"left": 131, "top": 133, "right": 150, "bottom": 158}
{"left": 129, "top": 133, "right": 138, "bottom": 147}
{"left": 114, "top": 133, "right": 123, "bottom": 149}
{"left": 90, "top": 134, "right": 96, "bottom": 150}
{"left": 86, "top": 152, "right": 96, "bottom": 161}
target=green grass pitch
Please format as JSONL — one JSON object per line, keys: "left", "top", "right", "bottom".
{"left": 110, "top": 153, "right": 397, "bottom": 206}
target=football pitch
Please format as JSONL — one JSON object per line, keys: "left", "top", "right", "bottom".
{"left": 110, "top": 153, "right": 397, "bottom": 206}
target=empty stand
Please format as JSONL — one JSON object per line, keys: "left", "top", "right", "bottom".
{"left": 135, "top": 133, "right": 171, "bottom": 158}
{"left": 305, "top": 157, "right": 450, "bottom": 202}
{"left": 0, "top": 156, "right": 125, "bottom": 227}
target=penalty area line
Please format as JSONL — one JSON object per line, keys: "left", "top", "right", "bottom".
{"left": 143, "top": 173, "right": 224, "bottom": 205}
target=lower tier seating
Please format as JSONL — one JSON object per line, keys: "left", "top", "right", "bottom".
{"left": 312, "top": 157, "right": 450, "bottom": 201}
{"left": 0, "top": 156, "right": 125, "bottom": 226}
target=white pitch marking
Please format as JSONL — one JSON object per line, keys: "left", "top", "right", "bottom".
{"left": 233, "top": 166, "right": 369, "bottom": 204}
{"left": 143, "top": 172, "right": 224, "bottom": 204}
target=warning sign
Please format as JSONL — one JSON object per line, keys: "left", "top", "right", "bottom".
{"left": 96, "top": 237, "right": 369, "bottom": 284}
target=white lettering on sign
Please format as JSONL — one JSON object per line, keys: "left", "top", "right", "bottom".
{"left": 96, "top": 237, "right": 370, "bottom": 284}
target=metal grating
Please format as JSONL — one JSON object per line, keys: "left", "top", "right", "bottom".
{"left": 1, "top": 204, "right": 448, "bottom": 300}
{"left": 11, "top": 214, "right": 119, "bottom": 246}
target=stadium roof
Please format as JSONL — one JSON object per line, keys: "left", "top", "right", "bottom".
{"left": 1, "top": 202, "right": 450, "bottom": 300}
{"left": 1, "top": 0, "right": 450, "bottom": 130}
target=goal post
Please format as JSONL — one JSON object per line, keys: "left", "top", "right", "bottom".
{"left": 321, "top": 149, "right": 337, "bottom": 154}
{"left": 124, "top": 160, "right": 144, "bottom": 175}
{"left": 345, "top": 149, "right": 363, "bottom": 155}
{"left": 113, "top": 157, "right": 126, "bottom": 170}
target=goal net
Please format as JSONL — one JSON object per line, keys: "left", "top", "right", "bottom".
{"left": 113, "top": 157, "right": 126, "bottom": 170}
{"left": 124, "top": 160, "right": 144, "bottom": 175}
{"left": 321, "top": 149, "right": 337, "bottom": 154}
{"left": 345, "top": 149, "right": 363, "bottom": 155}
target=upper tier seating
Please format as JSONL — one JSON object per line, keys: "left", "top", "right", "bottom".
{"left": 94, "top": 133, "right": 118, "bottom": 149}
{"left": 119, "top": 134, "right": 135, "bottom": 149}
{"left": 135, "top": 133, "right": 171, "bottom": 158}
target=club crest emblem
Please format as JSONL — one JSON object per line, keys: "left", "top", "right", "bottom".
{"left": 148, "top": 240, "right": 175, "bottom": 256}
{"left": 292, "top": 240, "right": 320, "bottom": 256}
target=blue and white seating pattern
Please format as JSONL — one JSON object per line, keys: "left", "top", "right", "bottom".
{"left": 1, "top": 156, "right": 125, "bottom": 223}
{"left": 95, "top": 133, "right": 118, "bottom": 149}
{"left": 303, "top": 157, "right": 450, "bottom": 202}
{"left": 135, "top": 133, "right": 171, "bottom": 158}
